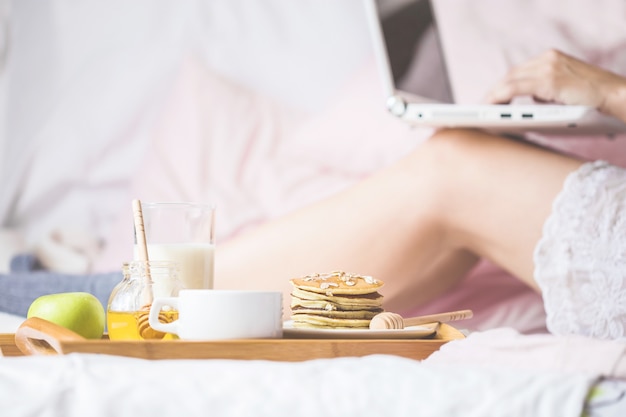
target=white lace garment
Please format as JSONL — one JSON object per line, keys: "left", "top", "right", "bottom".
{"left": 534, "top": 160, "right": 626, "bottom": 340}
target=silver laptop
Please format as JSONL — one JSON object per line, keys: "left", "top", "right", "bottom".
{"left": 364, "top": 0, "right": 626, "bottom": 135}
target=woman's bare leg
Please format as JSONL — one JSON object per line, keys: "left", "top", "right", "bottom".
{"left": 215, "top": 128, "right": 584, "bottom": 314}
{"left": 430, "top": 129, "right": 584, "bottom": 287}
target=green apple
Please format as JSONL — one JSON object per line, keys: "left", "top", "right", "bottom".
{"left": 27, "top": 292, "right": 105, "bottom": 339}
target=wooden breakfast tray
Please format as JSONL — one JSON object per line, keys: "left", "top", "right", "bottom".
{"left": 1, "top": 317, "right": 465, "bottom": 361}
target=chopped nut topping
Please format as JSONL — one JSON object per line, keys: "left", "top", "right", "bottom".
{"left": 362, "top": 275, "right": 377, "bottom": 284}
{"left": 299, "top": 271, "right": 379, "bottom": 287}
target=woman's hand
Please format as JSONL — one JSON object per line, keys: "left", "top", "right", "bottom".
{"left": 486, "top": 49, "right": 626, "bottom": 122}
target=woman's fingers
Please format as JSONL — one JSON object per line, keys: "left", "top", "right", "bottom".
{"left": 486, "top": 49, "right": 608, "bottom": 108}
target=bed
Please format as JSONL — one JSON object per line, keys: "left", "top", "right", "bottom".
{"left": 1, "top": 325, "right": 625, "bottom": 417}
{"left": 2, "top": 1, "right": 626, "bottom": 416}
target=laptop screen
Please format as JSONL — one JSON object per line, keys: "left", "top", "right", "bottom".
{"left": 377, "top": 0, "right": 454, "bottom": 104}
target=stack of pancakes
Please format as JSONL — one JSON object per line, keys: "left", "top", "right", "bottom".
{"left": 289, "top": 271, "right": 384, "bottom": 329}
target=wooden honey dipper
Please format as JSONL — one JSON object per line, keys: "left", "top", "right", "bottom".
{"left": 369, "top": 309, "right": 473, "bottom": 330}
{"left": 132, "top": 199, "right": 164, "bottom": 340}
{"left": 136, "top": 306, "right": 174, "bottom": 340}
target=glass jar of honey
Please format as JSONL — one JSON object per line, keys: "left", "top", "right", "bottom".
{"left": 107, "top": 260, "right": 182, "bottom": 340}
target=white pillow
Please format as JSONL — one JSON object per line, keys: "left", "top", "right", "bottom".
{"left": 1, "top": 1, "right": 374, "bottom": 272}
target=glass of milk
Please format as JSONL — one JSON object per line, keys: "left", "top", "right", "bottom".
{"left": 136, "top": 202, "right": 215, "bottom": 290}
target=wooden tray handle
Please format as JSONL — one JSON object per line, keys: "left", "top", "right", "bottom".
{"left": 15, "top": 317, "right": 86, "bottom": 356}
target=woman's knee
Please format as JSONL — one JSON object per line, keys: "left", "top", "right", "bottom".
{"left": 423, "top": 128, "right": 499, "bottom": 162}
{"left": 384, "top": 129, "right": 487, "bottom": 220}
{"left": 393, "top": 128, "right": 509, "bottom": 221}
{"left": 404, "top": 128, "right": 497, "bottom": 186}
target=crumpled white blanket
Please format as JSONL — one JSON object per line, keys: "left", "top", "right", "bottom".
{"left": 426, "top": 327, "right": 626, "bottom": 378}
{"left": 0, "top": 353, "right": 595, "bottom": 417}
{"left": 5, "top": 326, "right": 626, "bottom": 416}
